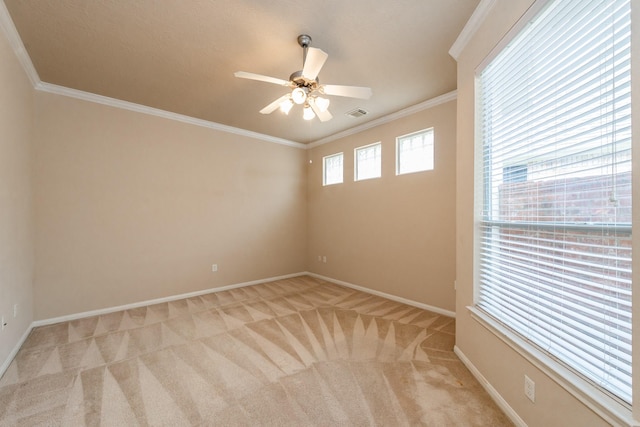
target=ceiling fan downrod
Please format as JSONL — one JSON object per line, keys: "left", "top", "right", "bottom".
{"left": 290, "top": 34, "right": 320, "bottom": 89}
{"left": 297, "top": 34, "right": 312, "bottom": 66}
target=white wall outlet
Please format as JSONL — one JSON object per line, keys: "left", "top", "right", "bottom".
{"left": 13, "top": 303, "right": 18, "bottom": 318}
{"left": 317, "top": 255, "right": 321, "bottom": 261}
{"left": 212, "top": 264, "right": 218, "bottom": 272}
{"left": 524, "top": 375, "right": 535, "bottom": 402}
{"left": 322, "top": 256, "right": 327, "bottom": 263}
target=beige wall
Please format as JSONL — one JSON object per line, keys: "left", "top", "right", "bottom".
{"left": 0, "top": 28, "right": 35, "bottom": 364}
{"left": 31, "top": 89, "right": 458, "bottom": 322}
{"left": 455, "top": 0, "right": 639, "bottom": 425}
{"left": 33, "top": 92, "right": 307, "bottom": 319}
{"left": 307, "top": 100, "right": 456, "bottom": 312}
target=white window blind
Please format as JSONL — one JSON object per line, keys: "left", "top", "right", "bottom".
{"left": 355, "top": 142, "right": 382, "bottom": 181}
{"left": 477, "top": 0, "right": 632, "bottom": 404}
{"left": 323, "top": 153, "right": 343, "bottom": 186}
{"left": 396, "top": 128, "right": 434, "bottom": 175}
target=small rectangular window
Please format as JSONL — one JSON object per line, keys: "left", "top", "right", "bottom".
{"left": 323, "top": 153, "right": 343, "bottom": 186}
{"left": 355, "top": 142, "right": 381, "bottom": 181}
{"left": 396, "top": 128, "right": 434, "bottom": 175}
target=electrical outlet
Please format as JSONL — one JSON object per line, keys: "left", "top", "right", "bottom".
{"left": 13, "top": 304, "right": 18, "bottom": 318}
{"left": 524, "top": 375, "right": 535, "bottom": 402}
{"left": 317, "top": 255, "right": 321, "bottom": 261}
{"left": 212, "top": 264, "right": 218, "bottom": 272}
{"left": 322, "top": 256, "right": 327, "bottom": 263}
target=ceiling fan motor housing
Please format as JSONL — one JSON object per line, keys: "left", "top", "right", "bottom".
{"left": 289, "top": 70, "right": 319, "bottom": 90}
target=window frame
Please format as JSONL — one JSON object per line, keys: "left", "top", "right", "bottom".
{"left": 354, "top": 142, "right": 382, "bottom": 182}
{"left": 395, "top": 128, "right": 435, "bottom": 175}
{"left": 322, "top": 152, "right": 344, "bottom": 186}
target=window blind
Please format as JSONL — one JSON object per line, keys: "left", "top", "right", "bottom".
{"left": 477, "top": 0, "right": 632, "bottom": 403}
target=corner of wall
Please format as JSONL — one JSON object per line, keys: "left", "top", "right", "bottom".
{"left": 0, "top": 12, "right": 37, "bottom": 379}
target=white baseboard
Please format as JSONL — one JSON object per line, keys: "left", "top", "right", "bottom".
{"left": 454, "top": 345, "right": 527, "bottom": 427}
{"left": 2, "top": 272, "right": 306, "bottom": 379}
{"left": 306, "top": 272, "right": 456, "bottom": 318}
{"left": 0, "top": 323, "right": 33, "bottom": 381}
{"left": 5, "top": 272, "right": 453, "bottom": 381}
{"left": 32, "top": 272, "right": 308, "bottom": 328}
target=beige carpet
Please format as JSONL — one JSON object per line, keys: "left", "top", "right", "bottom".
{"left": 0, "top": 275, "right": 511, "bottom": 426}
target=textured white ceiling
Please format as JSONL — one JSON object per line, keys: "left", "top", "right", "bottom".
{"left": 4, "top": 0, "right": 479, "bottom": 144}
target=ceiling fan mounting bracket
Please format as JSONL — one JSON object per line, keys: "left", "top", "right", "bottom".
{"left": 297, "top": 34, "right": 312, "bottom": 48}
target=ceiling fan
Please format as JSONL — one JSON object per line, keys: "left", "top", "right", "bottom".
{"left": 234, "top": 34, "right": 373, "bottom": 122}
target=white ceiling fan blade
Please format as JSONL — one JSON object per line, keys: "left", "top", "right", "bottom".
{"left": 234, "top": 71, "right": 290, "bottom": 86}
{"left": 259, "top": 94, "right": 291, "bottom": 114}
{"left": 302, "top": 48, "right": 328, "bottom": 80}
{"left": 308, "top": 98, "right": 333, "bottom": 122}
{"left": 322, "top": 84, "right": 373, "bottom": 99}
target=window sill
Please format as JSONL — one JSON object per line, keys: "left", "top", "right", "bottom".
{"left": 466, "top": 306, "right": 635, "bottom": 427}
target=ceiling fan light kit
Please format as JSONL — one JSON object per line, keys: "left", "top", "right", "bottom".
{"left": 291, "top": 87, "right": 307, "bottom": 104}
{"left": 303, "top": 104, "right": 315, "bottom": 120}
{"left": 234, "top": 34, "right": 372, "bottom": 122}
{"left": 315, "top": 96, "right": 330, "bottom": 112}
{"left": 279, "top": 98, "right": 294, "bottom": 114}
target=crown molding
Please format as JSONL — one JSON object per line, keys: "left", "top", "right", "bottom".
{"left": 0, "top": 0, "right": 40, "bottom": 86}
{"left": 449, "top": 0, "right": 497, "bottom": 61}
{"left": 306, "top": 90, "right": 457, "bottom": 149}
{"left": 36, "top": 82, "right": 305, "bottom": 149}
{"left": 35, "top": 80, "right": 457, "bottom": 151}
